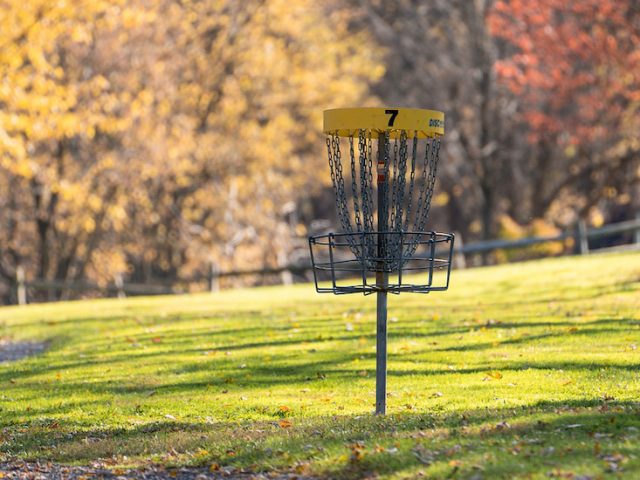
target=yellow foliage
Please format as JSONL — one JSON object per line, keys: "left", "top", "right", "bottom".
{"left": 0, "top": 0, "right": 381, "bottom": 288}
{"left": 495, "top": 215, "right": 565, "bottom": 263}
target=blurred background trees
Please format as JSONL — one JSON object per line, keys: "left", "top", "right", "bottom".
{"left": 1, "top": 0, "right": 638, "bottom": 303}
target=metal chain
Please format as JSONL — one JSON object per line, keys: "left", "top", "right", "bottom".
{"left": 379, "top": 132, "right": 391, "bottom": 269}
{"left": 367, "top": 131, "right": 374, "bottom": 227}
{"left": 412, "top": 137, "right": 431, "bottom": 233}
{"left": 365, "top": 131, "right": 375, "bottom": 264}
{"left": 326, "top": 130, "right": 443, "bottom": 269}
{"left": 349, "top": 134, "right": 363, "bottom": 234}
{"left": 330, "top": 134, "right": 360, "bottom": 258}
{"left": 403, "top": 132, "right": 418, "bottom": 232}
{"left": 404, "top": 136, "right": 441, "bottom": 258}
{"left": 394, "top": 131, "right": 409, "bottom": 232}
{"left": 389, "top": 136, "right": 399, "bottom": 231}
{"left": 332, "top": 134, "right": 350, "bottom": 234}
{"left": 326, "top": 135, "right": 340, "bottom": 226}
{"left": 416, "top": 137, "right": 441, "bottom": 232}
{"left": 358, "top": 130, "right": 372, "bottom": 233}
{"left": 386, "top": 132, "right": 409, "bottom": 266}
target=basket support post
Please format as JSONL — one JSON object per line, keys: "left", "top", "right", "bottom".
{"left": 375, "top": 134, "right": 389, "bottom": 415}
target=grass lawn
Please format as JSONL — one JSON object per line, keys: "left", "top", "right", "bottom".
{"left": 1, "top": 252, "right": 639, "bottom": 479}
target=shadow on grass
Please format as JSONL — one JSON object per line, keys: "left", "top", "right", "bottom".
{"left": 2, "top": 399, "right": 639, "bottom": 479}
{"left": 6, "top": 355, "right": 640, "bottom": 411}
{"left": 2, "top": 316, "right": 638, "bottom": 401}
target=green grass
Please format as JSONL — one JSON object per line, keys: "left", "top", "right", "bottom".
{"left": 1, "top": 252, "right": 639, "bottom": 479}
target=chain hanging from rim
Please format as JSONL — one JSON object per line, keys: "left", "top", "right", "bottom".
{"left": 326, "top": 130, "right": 442, "bottom": 270}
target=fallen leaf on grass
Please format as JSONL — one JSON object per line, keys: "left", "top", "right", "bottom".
{"left": 278, "top": 420, "right": 292, "bottom": 428}
{"left": 278, "top": 405, "right": 291, "bottom": 413}
{"left": 561, "top": 379, "right": 574, "bottom": 386}
{"left": 164, "top": 414, "right": 176, "bottom": 420}
{"left": 151, "top": 337, "right": 162, "bottom": 343}
{"left": 349, "top": 442, "right": 365, "bottom": 462}
{"left": 294, "top": 462, "right": 310, "bottom": 474}
{"left": 485, "top": 371, "right": 503, "bottom": 380}
{"left": 358, "top": 370, "right": 368, "bottom": 377}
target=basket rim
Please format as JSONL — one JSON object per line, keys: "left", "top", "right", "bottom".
{"left": 323, "top": 107, "right": 444, "bottom": 138}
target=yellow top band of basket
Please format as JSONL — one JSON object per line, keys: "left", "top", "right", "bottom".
{"left": 324, "top": 107, "right": 444, "bottom": 139}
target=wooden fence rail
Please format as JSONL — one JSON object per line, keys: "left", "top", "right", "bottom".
{"left": 12, "top": 216, "right": 640, "bottom": 305}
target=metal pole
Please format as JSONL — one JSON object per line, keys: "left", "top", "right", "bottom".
{"left": 375, "top": 134, "right": 388, "bottom": 415}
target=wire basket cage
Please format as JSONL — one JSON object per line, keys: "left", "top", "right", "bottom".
{"left": 309, "top": 230, "right": 454, "bottom": 294}
{"left": 308, "top": 108, "right": 454, "bottom": 295}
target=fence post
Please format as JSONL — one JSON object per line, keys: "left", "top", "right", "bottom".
{"left": 16, "top": 266, "right": 27, "bottom": 306}
{"left": 114, "top": 273, "right": 126, "bottom": 299}
{"left": 208, "top": 261, "right": 220, "bottom": 292}
{"left": 574, "top": 219, "right": 589, "bottom": 255}
{"left": 277, "top": 251, "right": 293, "bottom": 286}
{"left": 452, "top": 231, "right": 466, "bottom": 269}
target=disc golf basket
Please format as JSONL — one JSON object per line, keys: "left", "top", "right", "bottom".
{"left": 308, "top": 108, "right": 454, "bottom": 414}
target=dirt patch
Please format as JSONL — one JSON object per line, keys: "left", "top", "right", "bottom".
{"left": 0, "top": 338, "right": 47, "bottom": 363}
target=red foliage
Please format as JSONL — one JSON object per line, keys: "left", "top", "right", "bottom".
{"left": 489, "top": 0, "right": 640, "bottom": 146}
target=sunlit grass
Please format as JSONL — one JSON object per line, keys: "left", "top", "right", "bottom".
{"left": 1, "top": 252, "right": 639, "bottom": 479}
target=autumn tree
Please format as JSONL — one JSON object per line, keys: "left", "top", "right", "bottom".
{"left": 0, "top": 0, "right": 381, "bottom": 303}
{"left": 489, "top": 0, "right": 640, "bottom": 222}
{"left": 349, "top": 0, "right": 527, "bottom": 252}
{"left": 0, "top": 0, "right": 154, "bottom": 300}
{"left": 124, "top": 0, "right": 381, "bottom": 285}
